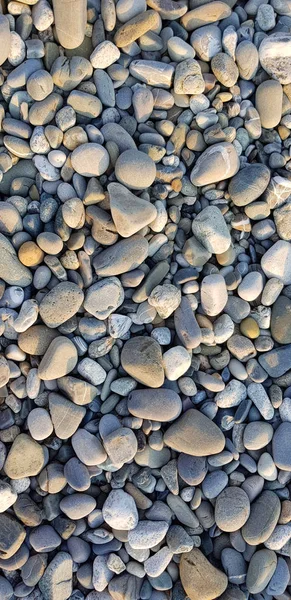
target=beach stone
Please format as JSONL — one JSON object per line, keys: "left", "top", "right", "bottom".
{"left": 215, "top": 379, "right": 247, "bottom": 408}
{"left": 38, "top": 337, "right": 78, "bottom": 380}
{"left": 228, "top": 164, "right": 270, "bottom": 207}
{"left": 238, "top": 272, "right": 263, "bottom": 302}
{"left": 115, "top": 150, "right": 156, "bottom": 190}
{"left": 60, "top": 494, "right": 96, "bottom": 520}
{"left": 201, "top": 274, "right": 228, "bottom": 316}
{"left": 103, "top": 427, "right": 137, "bottom": 465}
{"left": 235, "top": 40, "right": 258, "bottom": 80}
{"left": 259, "top": 345, "right": 291, "bottom": 377}
{"left": 114, "top": 10, "right": 160, "bottom": 47}
{"left": 242, "top": 490, "right": 281, "bottom": 545}
{"left": 39, "top": 552, "right": 73, "bottom": 600}
{"left": 192, "top": 206, "right": 231, "bottom": 254}
{"left": 93, "top": 556, "right": 113, "bottom": 592}
{"left": 27, "top": 70, "right": 54, "bottom": 101}
{"left": 221, "top": 548, "right": 246, "bottom": 585}
{"left": 58, "top": 376, "right": 98, "bottom": 406}
{"left": 84, "top": 278, "right": 124, "bottom": 320}
{"left": 180, "top": 549, "right": 228, "bottom": 600}
{"left": 211, "top": 52, "right": 238, "bottom": 87}
{"left": 266, "top": 556, "right": 290, "bottom": 596}
{"left": 256, "top": 80, "right": 283, "bottom": 129}
{"left": 164, "top": 408, "right": 225, "bottom": 456}
{"left": 244, "top": 421, "right": 273, "bottom": 450}
{"left": 190, "top": 25, "right": 221, "bottom": 61}
{"left": 93, "top": 235, "right": 148, "bottom": 276}
{"left": 90, "top": 41, "right": 120, "bottom": 69}
{"left": 0, "top": 513, "right": 26, "bottom": 560}
{"left": 128, "top": 388, "right": 182, "bottom": 422}
{"left": 4, "top": 433, "right": 45, "bottom": 479}
{"left": 0, "top": 16, "right": 10, "bottom": 66}
{"left": 191, "top": 143, "right": 239, "bottom": 186}
{"left": 39, "top": 282, "right": 84, "bottom": 328}
{"left": 274, "top": 202, "right": 291, "bottom": 241}
{"left": 271, "top": 296, "right": 291, "bottom": 343}
{"left": 103, "top": 490, "right": 138, "bottom": 530}
{"left": 246, "top": 549, "right": 277, "bottom": 594}
{"left": 0, "top": 481, "right": 17, "bottom": 513}
{"left": 144, "top": 546, "right": 173, "bottom": 578}
{"left": 121, "top": 336, "right": 164, "bottom": 388}
{"left": 215, "top": 487, "right": 250, "bottom": 532}
{"left": 71, "top": 144, "right": 109, "bottom": 177}
{"left": 163, "top": 346, "right": 191, "bottom": 380}
{"left": 18, "top": 325, "right": 58, "bottom": 355}
{"left": 72, "top": 428, "right": 107, "bottom": 466}
{"left": 130, "top": 59, "right": 174, "bottom": 89}
{"left": 247, "top": 382, "right": 274, "bottom": 420}
{"left": 49, "top": 393, "right": 85, "bottom": 440}
{"left": 109, "top": 183, "right": 157, "bottom": 238}
{"left": 0, "top": 576, "right": 13, "bottom": 600}
{"left": 174, "top": 58, "right": 205, "bottom": 95}
{"left": 259, "top": 33, "right": 291, "bottom": 84}
{"left": 183, "top": 235, "right": 211, "bottom": 267}
{"left": 181, "top": 2, "right": 231, "bottom": 31}
{"left": 128, "top": 521, "right": 169, "bottom": 549}
{"left": 116, "top": 0, "right": 146, "bottom": 23}
{"left": 27, "top": 407, "right": 53, "bottom": 440}
{"left": 0, "top": 233, "right": 32, "bottom": 287}
{"left": 273, "top": 422, "right": 291, "bottom": 470}
{"left": 148, "top": 284, "right": 181, "bottom": 319}
{"left": 0, "top": 202, "right": 22, "bottom": 235}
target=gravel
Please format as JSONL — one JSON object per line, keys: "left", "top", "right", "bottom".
{"left": 0, "top": 1, "right": 291, "bottom": 599}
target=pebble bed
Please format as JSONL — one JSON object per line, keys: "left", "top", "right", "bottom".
{"left": 1, "top": 0, "right": 291, "bottom": 599}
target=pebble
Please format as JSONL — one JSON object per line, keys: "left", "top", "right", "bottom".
{"left": 164, "top": 408, "right": 225, "bottom": 456}
{"left": 39, "top": 282, "right": 84, "bottom": 328}
{"left": 242, "top": 490, "right": 281, "bottom": 545}
{"left": 228, "top": 164, "right": 270, "bottom": 206}
{"left": 256, "top": 80, "right": 283, "bottom": 129}
{"left": 38, "top": 336, "right": 78, "bottom": 380}
{"left": 215, "top": 487, "right": 250, "bottom": 532}
{"left": 180, "top": 549, "right": 228, "bottom": 600}
{"left": 121, "top": 336, "right": 164, "bottom": 388}
{"left": 192, "top": 206, "right": 231, "bottom": 254}
{"left": 128, "top": 389, "right": 182, "bottom": 421}
{"left": 102, "top": 490, "right": 138, "bottom": 530}
{"left": 190, "top": 143, "right": 239, "bottom": 186}
{"left": 4, "top": 433, "right": 45, "bottom": 479}
{"left": 0, "top": 1, "right": 289, "bottom": 598}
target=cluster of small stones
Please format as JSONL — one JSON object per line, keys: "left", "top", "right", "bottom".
{"left": 1, "top": 0, "right": 291, "bottom": 600}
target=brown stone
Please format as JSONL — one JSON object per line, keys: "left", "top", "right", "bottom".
{"left": 180, "top": 549, "right": 228, "bottom": 600}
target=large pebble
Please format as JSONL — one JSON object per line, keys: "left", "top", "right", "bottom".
{"left": 191, "top": 143, "right": 239, "bottom": 186}
{"left": 103, "top": 490, "right": 138, "bottom": 530}
{"left": 164, "top": 408, "right": 225, "bottom": 456}
{"left": 259, "top": 33, "right": 291, "bottom": 84}
{"left": 215, "top": 487, "right": 250, "bottom": 532}
{"left": 121, "top": 336, "right": 164, "bottom": 388}
{"left": 128, "top": 388, "right": 182, "bottom": 421}
{"left": 38, "top": 336, "right": 78, "bottom": 380}
{"left": 115, "top": 150, "right": 156, "bottom": 190}
{"left": 192, "top": 206, "right": 231, "bottom": 254}
{"left": 39, "top": 282, "right": 84, "bottom": 328}
{"left": 180, "top": 549, "right": 228, "bottom": 600}
{"left": 261, "top": 240, "right": 291, "bottom": 284}
{"left": 228, "top": 164, "right": 270, "bottom": 206}
{"left": 71, "top": 143, "right": 110, "bottom": 177}
{"left": 4, "top": 433, "right": 45, "bottom": 479}
{"left": 242, "top": 491, "right": 281, "bottom": 545}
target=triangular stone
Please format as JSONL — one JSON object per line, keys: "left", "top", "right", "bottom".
{"left": 108, "top": 182, "right": 157, "bottom": 237}
{"left": 49, "top": 393, "right": 86, "bottom": 439}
